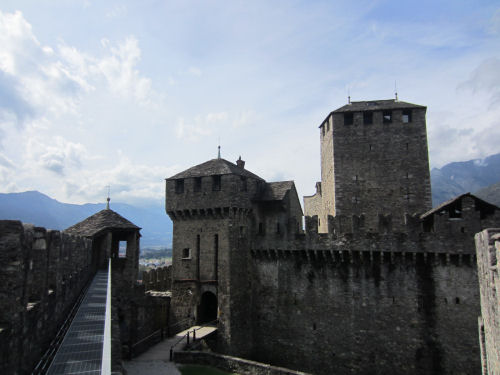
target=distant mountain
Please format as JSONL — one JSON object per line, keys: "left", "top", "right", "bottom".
{"left": 475, "top": 181, "right": 500, "bottom": 207}
{"left": 431, "top": 153, "right": 500, "bottom": 206}
{"left": 0, "top": 191, "right": 172, "bottom": 248}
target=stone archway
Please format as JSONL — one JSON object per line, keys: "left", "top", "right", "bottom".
{"left": 198, "top": 291, "right": 217, "bottom": 324}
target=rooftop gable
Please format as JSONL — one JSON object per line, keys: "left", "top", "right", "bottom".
{"left": 64, "top": 208, "right": 140, "bottom": 237}
{"left": 332, "top": 99, "right": 426, "bottom": 114}
{"left": 167, "top": 158, "right": 264, "bottom": 181}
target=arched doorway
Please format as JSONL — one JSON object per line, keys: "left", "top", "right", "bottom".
{"left": 198, "top": 291, "right": 217, "bottom": 324}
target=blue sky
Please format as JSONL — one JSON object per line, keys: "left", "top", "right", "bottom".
{"left": 0, "top": 1, "right": 499, "bottom": 205}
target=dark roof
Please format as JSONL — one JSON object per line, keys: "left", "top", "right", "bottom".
{"left": 332, "top": 99, "right": 425, "bottom": 113}
{"left": 256, "top": 181, "right": 295, "bottom": 201}
{"left": 420, "top": 193, "right": 499, "bottom": 219}
{"left": 64, "top": 209, "right": 140, "bottom": 237}
{"left": 167, "top": 158, "right": 264, "bottom": 180}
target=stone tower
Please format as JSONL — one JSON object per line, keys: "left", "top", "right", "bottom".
{"left": 304, "top": 99, "right": 432, "bottom": 232}
{"left": 165, "top": 157, "right": 264, "bottom": 356}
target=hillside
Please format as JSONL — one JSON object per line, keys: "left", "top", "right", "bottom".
{"left": 431, "top": 152, "right": 500, "bottom": 205}
{"left": 475, "top": 181, "right": 500, "bottom": 207}
{"left": 0, "top": 191, "right": 172, "bottom": 247}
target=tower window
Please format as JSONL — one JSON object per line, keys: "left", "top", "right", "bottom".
{"left": 276, "top": 223, "right": 281, "bottom": 234}
{"left": 175, "top": 179, "right": 184, "bottom": 194}
{"left": 363, "top": 112, "right": 373, "bottom": 125}
{"left": 240, "top": 176, "right": 247, "bottom": 192}
{"left": 344, "top": 113, "right": 353, "bottom": 125}
{"left": 194, "top": 177, "right": 202, "bottom": 192}
{"left": 383, "top": 110, "right": 392, "bottom": 123}
{"left": 182, "top": 248, "right": 191, "bottom": 259}
{"left": 402, "top": 110, "right": 412, "bottom": 123}
{"left": 212, "top": 175, "right": 221, "bottom": 191}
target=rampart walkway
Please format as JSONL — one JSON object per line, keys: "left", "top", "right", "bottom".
{"left": 46, "top": 267, "right": 111, "bottom": 374}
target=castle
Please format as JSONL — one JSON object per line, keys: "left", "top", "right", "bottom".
{"left": 1, "top": 98, "right": 499, "bottom": 374}
{"left": 165, "top": 99, "right": 500, "bottom": 374}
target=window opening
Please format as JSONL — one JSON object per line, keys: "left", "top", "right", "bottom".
{"left": 276, "top": 223, "right": 281, "bottom": 234}
{"left": 212, "top": 175, "right": 221, "bottom": 191}
{"left": 194, "top": 177, "right": 202, "bottom": 192}
{"left": 363, "top": 112, "right": 373, "bottom": 125}
{"left": 175, "top": 179, "right": 184, "bottom": 194}
{"left": 240, "top": 176, "right": 247, "bottom": 191}
{"left": 402, "top": 110, "right": 412, "bottom": 123}
{"left": 344, "top": 113, "right": 353, "bottom": 125}
{"left": 258, "top": 222, "right": 264, "bottom": 235}
{"left": 383, "top": 110, "right": 392, "bottom": 124}
{"left": 118, "top": 241, "right": 127, "bottom": 258}
{"left": 182, "top": 248, "right": 191, "bottom": 259}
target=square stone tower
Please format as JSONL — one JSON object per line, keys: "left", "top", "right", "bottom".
{"left": 304, "top": 99, "right": 432, "bottom": 232}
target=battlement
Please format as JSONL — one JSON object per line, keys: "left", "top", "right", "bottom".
{"left": 143, "top": 265, "right": 172, "bottom": 291}
{"left": 0, "top": 220, "right": 94, "bottom": 373}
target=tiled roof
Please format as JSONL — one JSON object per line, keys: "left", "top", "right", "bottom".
{"left": 420, "top": 193, "right": 499, "bottom": 219}
{"left": 167, "top": 158, "right": 264, "bottom": 180}
{"left": 64, "top": 209, "right": 140, "bottom": 237}
{"left": 333, "top": 99, "right": 425, "bottom": 113}
{"left": 256, "top": 181, "right": 295, "bottom": 201}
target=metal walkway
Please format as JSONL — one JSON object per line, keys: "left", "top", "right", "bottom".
{"left": 47, "top": 264, "right": 111, "bottom": 375}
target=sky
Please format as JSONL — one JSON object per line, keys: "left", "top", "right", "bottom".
{"left": 0, "top": 0, "right": 499, "bottom": 206}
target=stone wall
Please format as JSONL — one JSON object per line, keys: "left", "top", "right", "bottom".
{"left": 475, "top": 229, "right": 500, "bottom": 375}
{"left": 174, "top": 351, "right": 312, "bottom": 375}
{"left": 143, "top": 265, "right": 172, "bottom": 291}
{"left": 250, "top": 249, "right": 479, "bottom": 375}
{"left": 242, "top": 210, "right": 500, "bottom": 375}
{"left": 0, "top": 220, "right": 93, "bottom": 374}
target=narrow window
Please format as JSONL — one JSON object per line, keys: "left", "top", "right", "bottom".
{"left": 118, "top": 241, "right": 127, "bottom": 258}
{"left": 344, "top": 113, "right": 353, "bottom": 125}
{"left": 214, "top": 234, "right": 219, "bottom": 281}
{"left": 383, "top": 110, "right": 392, "bottom": 124}
{"left": 402, "top": 109, "right": 412, "bottom": 123}
{"left": 194, "top": 177, "right": 202, "bottom": 192}
{"left": 196, "top": 235, "right": 200, "bottom": 280}
{"left": 182, "top": 248, "right": 191, "bottom": 259}
{"left": 276, "top": 223, "right": 281, "bottom": 234}
{"left": 258, "top": 223, "right": 264, "bottom": 235}
{"left": 369, "top": 144, "right": 373, "bottom": 151}
{"left": 363, "top": 112, "right": 373, "bottom": 125}
{"left": 175, "top": 179, "right": 184, "bottom": 194}
{"left": 212, "top": 175, "right": 221, "bottom": 191}
{"left": 240, "top": 176, "right": 247, "bottom": 192}
{"left": 406, "top": 143, "right": 409, "bottom": 151}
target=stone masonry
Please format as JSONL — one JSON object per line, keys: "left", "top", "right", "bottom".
{"left": 304, "top": 99, "right": 432, "bottom": 233}
{"left": 475, "top": 229, "right": 500, "bottom": 375}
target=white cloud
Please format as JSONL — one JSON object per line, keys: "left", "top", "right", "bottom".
{"left": 187, "top": 66, "right": 202, "bottom": 77}
{"left": 25, "top": 136, "right": 88, "bottom": 176}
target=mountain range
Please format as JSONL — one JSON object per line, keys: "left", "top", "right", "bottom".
{"left": 1, "top": 152, "right": 499, "bottom": 247}
{"left": 431, "top": 152, "right": 500, "bottom": 206}
{"left": 0, "top": 191, "right": 172, "bottom": 248}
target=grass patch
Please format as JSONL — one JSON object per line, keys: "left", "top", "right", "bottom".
{"left": 178, "top": 364, "right": 238, "bottom": 375}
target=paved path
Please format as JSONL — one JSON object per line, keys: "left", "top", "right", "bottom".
{"left": 123, "top": 325, "right": 217, "bottom": 375}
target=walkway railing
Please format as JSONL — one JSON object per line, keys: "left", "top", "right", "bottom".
{"left": 169, "top": 319, "right": 218, "bottom": 361}
{"left": 128, "top": 317, "right": 193, "bottom": 358}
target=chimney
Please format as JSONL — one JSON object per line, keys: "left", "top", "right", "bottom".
{"left": 236, "top": 156, "right": 245, "bottom": 169}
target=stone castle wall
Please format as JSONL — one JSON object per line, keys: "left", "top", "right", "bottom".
{"left": 0, "top": 220, "right": 93, "bottom": 374}
{"left": 250, "top": 248, "right": 479, "bottom": 375}
{"left": 241, "top": 208, "right": 500, "bottom": 375}
{"left": 143, "top": 265, "right": 172, "bottom": 291}
{"left": 475, "top": 229, "right": 500, "bottom": 375}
